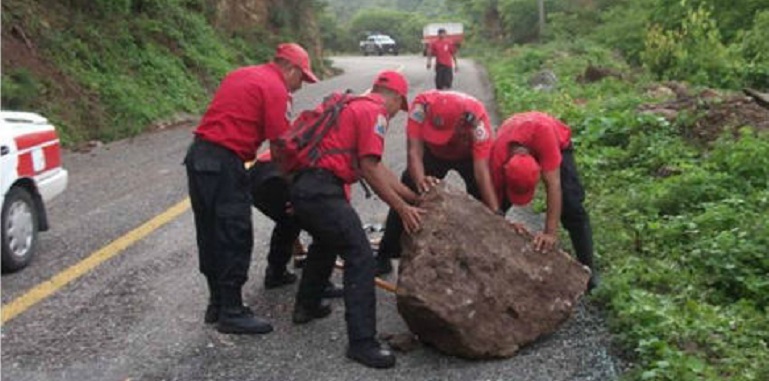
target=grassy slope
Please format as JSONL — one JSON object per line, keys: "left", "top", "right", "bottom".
{"left": 485, "top": 41, "right": 769, "bottom": 381}
{"left": 1, "top": 0, "right": 285, "bottom": 145}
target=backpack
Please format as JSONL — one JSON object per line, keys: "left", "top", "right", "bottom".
{"left": 274, "top": 90, "right": 356, "bottom": 174}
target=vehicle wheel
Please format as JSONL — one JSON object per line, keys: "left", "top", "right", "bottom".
{"left": 377, "top": 49, "right": 383, "bottom": 56}
{"left": 394, "top": 51, "right": 399, "bottom": 56}
{"left": 2, "top": 186, "right": 38, "bottom": 272}
{"left": 363, "top": 51, "right": 369, "bottom": 56}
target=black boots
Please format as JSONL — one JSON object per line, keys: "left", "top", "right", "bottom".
{"left": 216, "top": 305, "right": 274, "bottom": 334}
{"left": 322, "top": 281, "right": 344, "bottom": 298}
{"left": 292, "top": 300, "right": 333, "bottom": 324}
{"left": 204, "top": 304, "right": 219, "bottom": 324}
{"left": 264, "top": 266, "right": 298, "bottom": 289}
{"left": 346, "top": 340, "right": 396, "bottom": 368}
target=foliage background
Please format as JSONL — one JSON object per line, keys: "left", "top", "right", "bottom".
{"left": 1, "top": 0, "right": 325, "bottom": 144}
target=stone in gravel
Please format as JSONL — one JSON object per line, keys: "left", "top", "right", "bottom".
{"left": 396, "top": 183, "right": 590, "bottom": 359}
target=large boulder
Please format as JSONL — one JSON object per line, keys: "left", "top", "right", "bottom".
{"left": 396, "top": 184, "right": 590, "bottom": 359}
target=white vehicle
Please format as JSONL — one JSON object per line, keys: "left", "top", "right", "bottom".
{"left": 1, "top": 111, "right": 68, "bottom": 272}
{"left": 359, "top": 34, "right": 399, "bottom": 56}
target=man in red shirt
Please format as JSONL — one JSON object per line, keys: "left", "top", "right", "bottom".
{"left": 427, "top": 28, "right": 458, "bottom": 89}
{"left": 184, "top": 43, "right": 318, "bottom": 334}
{"left": 288, "top": 70, "right": 422, "bottom": 369}
{"left": 490, "top": 111, "right": 599, "bottom": 290}
{"left": 376, "top": 90, "right": 499, "bottom": 275}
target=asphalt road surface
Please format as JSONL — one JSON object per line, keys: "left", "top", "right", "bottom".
{"left": 1, "top": 55, "right": 623, "bottom": 381}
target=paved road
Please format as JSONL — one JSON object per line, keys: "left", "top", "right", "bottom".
{"left": 1, "top": 55, "right": 621, "bottom": 381}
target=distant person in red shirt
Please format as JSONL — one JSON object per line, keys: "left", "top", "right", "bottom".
{"left": 184, "top": 43, "right": 318, "bottom": 335}
{"left": 490, "top": 111, "right": 599, "bottom": 291}
{"left": 427, "top": 28, "right": 458, "bottom": 89}
{"left": 288, "top": 70, "right": 422, "bottom": 369}
{"left": 377, "top": 90, "right": 498, "bottom": 275}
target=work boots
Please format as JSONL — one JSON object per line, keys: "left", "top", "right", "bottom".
{"left": 204, "top": 304, "right": 219, "bottom": 324}
{"left": 292, "top": 300, "right": 332, "bottom": 324}
{"left": 346, "top": 339, "right": 396, "bottom": 369}
{"left": 264, "top": 266, "right": 298, "bottom": 289}
{"left": 216, "top": 305, "right": 274, "bottom": 334}
{"left": 322, "top": 281, "right": 344, "bottom": 298}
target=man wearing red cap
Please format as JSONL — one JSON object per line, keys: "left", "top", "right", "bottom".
{"left": 377, "top": 90, "right": 498, "bottom": 275}
{"left": 427, "top": 28, "right": 458, "bottom": 89}
{"left": 184, "top": 43, "right": 318, "bottom": 335}
{"left": 490, "top": 111, "right": 599, "bottom": 290}
{"left": 287, "top": 70, "right": 422, "bottom": 368}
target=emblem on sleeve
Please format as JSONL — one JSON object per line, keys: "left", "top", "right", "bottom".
{"left": 409, "top": 103, "right": 426, "bottom": 123}
{"left": 374, "top": 114, "right": 388, "bottom": 137}
{"left": 473, "top": 122, "right": 489, "bottom": 142}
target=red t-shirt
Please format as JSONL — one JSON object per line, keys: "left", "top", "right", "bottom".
{"left": 407, "top": 91, "right": 493, "bottom": 161}
{"left": 194, "top": 63, "right": 292, "bottom": 162}
{"left": 430, "top": 39, "right": 456, "bottom": 67}
{"left": 307, "top": 94, "right": 389, "bottom": 184}
{"left": 490, "top": 112, "right": 572, "bottom": 202}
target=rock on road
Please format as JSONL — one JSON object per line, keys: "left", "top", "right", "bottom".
{"left": 1, "top": 55, "right": 622, "bottom": 381}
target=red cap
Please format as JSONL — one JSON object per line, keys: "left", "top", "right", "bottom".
{"left": 421, "top": 94, "right": 467, "bottom": 145}
{"left": 275, "top": 43, "right": 319, "bottom": 83}
{"left": 373, "top": 70, "right": 409, "bottom": 110}
{"left": 504, "top": 154, "right": 541, "bottom": 205}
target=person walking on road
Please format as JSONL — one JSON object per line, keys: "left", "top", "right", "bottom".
{"left": 426, "top": 28, "right": 458, "bottom": 89}
{"left": 248, "top": 151, "right": 343, "bottom": 298}
{"left": 287, "top": 70, "right": 423, "bottom": 368}
{"left": 489, "top": 111, "right": 599, "bottom": 290}
{"left": 376, "top": 90, "right": 499, "bottom": 275}
{"left": 184, "top": 43, "right": 318, "bottom": 334}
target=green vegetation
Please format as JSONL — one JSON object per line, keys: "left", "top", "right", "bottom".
{"left": 1, "top": 0, "right": 321, "bottom": 144}
{"left": 485, "top": 25, "right": 769, "bottom": 381}
{"left": 453, "top": 0, "right": 769, "bottom": 89}
{"left": 460, "top": 1, "right": 769, "bottom": 380}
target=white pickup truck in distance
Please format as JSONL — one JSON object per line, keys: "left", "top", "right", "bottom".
{"left": 360, "top": 34, "right": 399, "bottom": 56}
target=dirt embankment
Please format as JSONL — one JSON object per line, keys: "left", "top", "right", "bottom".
{"left": 639, "top": 82, "right": 769, "bottom": 143}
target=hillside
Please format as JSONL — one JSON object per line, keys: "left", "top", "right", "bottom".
{"left": 1, "top": 0, "right": 324, "bottom": 145}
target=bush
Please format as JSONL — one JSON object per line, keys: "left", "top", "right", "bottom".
{"left": 641, "top": 3, "right": 744, "bottom": 88}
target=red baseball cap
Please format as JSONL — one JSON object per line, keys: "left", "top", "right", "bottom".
{"left": 421, "top": 93, "right": 467, "bottom": 145}
{"left": 274, "top": 43, "right": 319, "bottom": 83}
{"left": 504, "top": 154, "right": 541, "bottom": 205}
{"left": 373, "top": 70, "right": 409, "bottom": 111}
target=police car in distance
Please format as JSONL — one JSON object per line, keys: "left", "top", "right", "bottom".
{"left": 1, "top": 111, "right": 68, "bottom": 272}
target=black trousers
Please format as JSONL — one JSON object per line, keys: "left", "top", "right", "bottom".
{"left": 184, "top": 138, "right": 253, "bottom": 308}
{"left": 558, "top": 148, "right": 595, "bottom": 270}
{"left": 378, "top": 150, "right": 481, "bottom": 261}
{"left": 290, "top": 169, "right": 377, "bottom": 344}
{"left": 435, "top": 63, "right": 454, "bottom": 89}
{"left": 249, "top": 162, "right": 301, "bottom": 271}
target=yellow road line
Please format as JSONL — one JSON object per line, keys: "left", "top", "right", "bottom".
{"left": 1, "top": 198, "right": 191, "bottom": 324}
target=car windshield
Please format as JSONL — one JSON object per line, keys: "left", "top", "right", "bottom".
{"left": 370, "top": 36, "right": 394, "bottom": 43}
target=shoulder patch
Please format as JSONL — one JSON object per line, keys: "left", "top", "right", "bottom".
{"left": 374, "top": 114, "right": 388, "bottom": 137}
{"left": 473, "top": 121, "right": 489, "bottom": 142}
{"left": 409, "top": 103, "right": 426, "bottom": 123}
